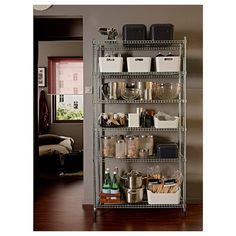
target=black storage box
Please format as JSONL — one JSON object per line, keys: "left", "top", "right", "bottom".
{"left": 156, "top": 143, "right": 178, "bottom": 158}
{"left": 63, "top": 150, "right": 83, "bottom": 173}
{"left": 122, "top": 24, "right": 147, "bottom": 40}
{"left": 149, "top": 24, "right": 174, "bottom": 40}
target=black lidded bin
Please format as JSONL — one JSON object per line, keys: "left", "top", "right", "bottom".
{"left": 122, "top": 24, "right": 147, "bottom": 40}
{"left": 149, "top": 24, "right": 174, "bottom": 40}
{"left": 156, "top": 143, "right": 178, "bottom": 158}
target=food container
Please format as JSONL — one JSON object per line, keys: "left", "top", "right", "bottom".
{"left": 122, "top": 24, "right": 147, "bottom": 40}
{"left": 99, "top": 57, "right": 123, "bottom": 72}
{"left": 126, "top": 135, "right": 139, "bottom": 158}
{"left": 154, "top": 115, "right": 179, "bottom": 129}
{"left": 149, "top": 24, "right": 174, "bottom": 40}
{"left": 147, "top": 188, "right": 181, "bottom": 204}
{"left": 156, "top": 143, "right": 178, "bottom": 159}
{"left": 127, "top": 57, "right": 151, "bottom": 72}
{"left": 115, "top": 139, "right": 126, "bottom": 158}
{"left": 128, "top": 113, "right": 140, "bottom": 127}
{"left": 139, "top": 148, "right": 148, "bottom": 158}
{"left": 120, "top": 170, "right": 146, "bottom": 189}
{"left": 100, "top": 136, "right": 116, "bottom": 157}
{"left": 124, "top": 186, "right": 144, "bottom": 203}
{"left": 146, "top": 135, "right": 154, "bottom": 155}
{"left": 155, "top": 56, "right": 180, "bottom": 72}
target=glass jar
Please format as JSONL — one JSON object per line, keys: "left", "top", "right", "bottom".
{"left": 146, "top": 135, "right": 154, "bottom": 156}
{"left": 127, "top": 135, "right": 139, "bottom": 158}
{"left": 100, "top": 136, "right": 116, "bottom": 157}
{"left": 139, "top": 135, "right": 147, "bottom": 150}
{"left": 115, "top": 139, "right": 126, "bottom": 158}
{"left": 139, "top": 148, "right": 148, "bottom": 158}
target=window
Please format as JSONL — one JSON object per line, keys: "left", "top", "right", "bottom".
{"left": 48, "top": 57, "right": 84, "bottom": 122}
{"left": 59, "top": 95, "right": 64, "bottom": 102}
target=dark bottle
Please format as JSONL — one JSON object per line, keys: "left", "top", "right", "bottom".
{"left": 102, "top": 168, "right": 111, "bottom": 194}
{"left": 140, "top": 111, "right": 146, "bottom": 128}
{"left": 145, "top": 112, "right": 152, "bottom": 128}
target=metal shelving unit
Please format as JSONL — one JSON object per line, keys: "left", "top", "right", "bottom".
{"left": 92, "top": 38, "right": 187, "bottom": 219}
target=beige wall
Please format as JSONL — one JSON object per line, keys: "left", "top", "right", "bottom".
{"left": 34, "top": 5, "right": 203, "bottom": 203}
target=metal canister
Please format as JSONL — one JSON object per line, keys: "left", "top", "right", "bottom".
{"left": 100, "top": 136, "right": 116, "bottom": 157}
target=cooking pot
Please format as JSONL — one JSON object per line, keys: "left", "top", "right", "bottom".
{"left": 120, "top": 170, "right": 147, "bottom": 189}
{"left": 124, "top": 186, "right": 144, "bottom": 203}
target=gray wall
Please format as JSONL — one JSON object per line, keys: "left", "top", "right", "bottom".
{"left": 35, "top": 5, "right": 203, "bottom": 204}
{"left": 38, "top": 41, "right": 83, "bottom": 150}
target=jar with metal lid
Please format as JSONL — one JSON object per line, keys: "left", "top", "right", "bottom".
{"left": 127, "top": 135, "right": 139, "bottom": 158}
{"left": 139, "top": 135, "right": 147, "bottom": 150}
{"left": 100, "top": 136, "right": 116, "bottom": 158}
{"left": 115, "top": 139, "right": 126, "bottom": 158}
{"left": 146, "top": 135, "right": 154, "bottom": 156}
{"left": 139, "top": 148, "right": 148, "bottom": 158}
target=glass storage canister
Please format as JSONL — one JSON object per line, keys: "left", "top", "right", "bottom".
{"left": 139, "top": 135, "right": 147, "bottom": 150}
{"left": 115, "top": 139, "right": 126, "bottom": 158}
{"left": 146, "top": 135, "right": 154, "bottom": 156}
{"left": 100, "top": 136, "right": 116, "bottom": 158}
{"left": 126, "top": 135, "right": 139, "bottom": 158}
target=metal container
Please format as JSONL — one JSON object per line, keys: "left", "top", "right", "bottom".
{"left": 120, "top": 170, "right": 146, "bottom": 189}
{"left": 124, "top": 186, "right": 144, "bottom": 203}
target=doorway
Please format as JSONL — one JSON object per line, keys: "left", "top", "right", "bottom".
{"left": 34, "top": 17, "right": 84, "bottom": 187}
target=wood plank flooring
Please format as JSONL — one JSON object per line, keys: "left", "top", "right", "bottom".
{"left": 34, "top": 177, "right": 203, "bottom": 231}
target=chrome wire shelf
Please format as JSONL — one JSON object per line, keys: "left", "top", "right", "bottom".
{"left": 96, "top": 127, "right": 185, "bottom": 132}
{"left": 94, "top": 99, "right": 184, "bottom": 104}
{"left": 93, "top": 40, "right": 185, "bottom": 51}
{"left": 99, "top": 72, "right": 182, "bottom": 79}
{"left": 96, "top": 200, "right": 184, "bottom": 209}
{"left": 99, "top": 156, "right": 183, "bottom": 163}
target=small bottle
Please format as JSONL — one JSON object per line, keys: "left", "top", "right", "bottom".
{"left": 111, "top": 170, "right": 119, "bottom": 194}
{"left": 102, "top": 168, "right": 111, "bottom": 194}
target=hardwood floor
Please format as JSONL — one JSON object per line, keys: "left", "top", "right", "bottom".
{"left": 34, "top": 177, "right": 203, "bottom": 231}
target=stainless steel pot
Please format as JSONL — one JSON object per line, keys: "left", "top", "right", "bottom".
{"left": 124, "top": 186, "right": 144, "bottom": 203}
{"left": 120, "top": 170, "right": 147, "bottom": 189}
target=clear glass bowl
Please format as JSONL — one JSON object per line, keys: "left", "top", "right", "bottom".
{"left": 155, "top": 83, "right": 181, "bottom": 100}
{"left": 121, "top": 88, "right": 140, "bottom": 101}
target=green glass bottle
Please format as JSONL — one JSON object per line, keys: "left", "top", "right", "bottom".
{"left": 102, "top": 168, "right": 111, "bottom": 194}
{"left": 111, "top": 170, "right": 119, "bottom": 194}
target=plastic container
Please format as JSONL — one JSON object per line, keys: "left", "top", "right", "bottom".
{"left": 147, "top": 188, "right": 181, "bottom": 204}
{"left": 155, "top": 56, "right": 180, "bottom": 72}
{"left": 149, "top": 24, "right": 174, "bottom": 40}
{"left": 122, "top": 24, "right": 147, "bottom": 40}
{"left": 127, "top": 57, "right": 151, "bottom": 72}
{"left": 154, "top": 115, "right": 179, "bottom": 129}
{"left": 156, "top": 143, "right": 178, "bottom": 158}
{"left": 99, "top": 57, "right": 123, "bottom": 72}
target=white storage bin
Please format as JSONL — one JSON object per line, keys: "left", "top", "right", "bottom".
{"left": 127, "top": 57, "right": 151, "bottom": 72}
{"left": 155, "top": 56, "right": 180, "bottom": 72}
{"left": 99, "top": 57, "right": 123, "bottom": 72}
{"left": 147, "top": 189, "right": 181, "bottom": 204}
{"left": 154, "top": 115, "right": 179, "bottom": 129}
